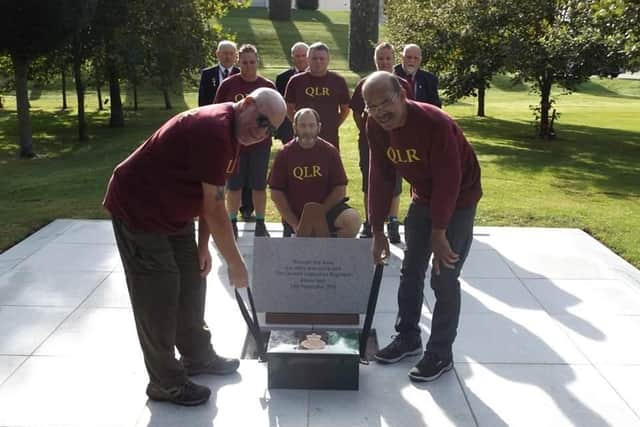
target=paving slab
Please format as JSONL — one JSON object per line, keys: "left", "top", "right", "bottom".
{"left": 0, "top": 221, "right": 639, "bottom": 426}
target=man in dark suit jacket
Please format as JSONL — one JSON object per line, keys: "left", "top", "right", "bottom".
{"left": 198, "top": 40, "right": 240, "bottom": 107}
{"left": 393, "top": 44, "right": 441, "bottom": 108}
{"left": 275, "top": 42, "right": 309, "bottom": 144}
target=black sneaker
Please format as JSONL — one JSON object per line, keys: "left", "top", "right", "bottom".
{"left": 387, "top": 219, "right": 401, "bottom": 244}
{"left": 374, "top": 335, "right": 423, "bottom": 364}
{"left": 359, "top": 221, "right": 373, "bottom": 238}
{"left": 231, "top": 219, "right": 238, "bottom": 240}
{"left": 408, "top": 352, "right": 453, "bottom": 382}
{"left": 146, "top": 379, "right": 211, "bottom": 406}
{"left": 282, "top": 222, "right": 294, "bottom": 238}
{"left": 255, "top": 220, "right": 270, "bottom": 237}
{"left": 241, "top": 210, "right": 255, "bottom": 222}
{"left": 182, "top": 354, "right": 240, "bottom": 376}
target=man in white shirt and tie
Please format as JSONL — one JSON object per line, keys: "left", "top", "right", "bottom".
{"left": 198, "top": 40, "right": 240, "bottom": 107}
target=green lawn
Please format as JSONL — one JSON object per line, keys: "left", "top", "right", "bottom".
{"left": 1, "top": 7, "right": 639, "bottom": 270}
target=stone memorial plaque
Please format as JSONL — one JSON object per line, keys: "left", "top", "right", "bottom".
{"left": 252, "top": 238, "right": 373, "bottom": 314}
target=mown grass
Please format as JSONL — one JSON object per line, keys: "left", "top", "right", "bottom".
{"left": 1, "top": 7, "right": 639, "bottom": 269}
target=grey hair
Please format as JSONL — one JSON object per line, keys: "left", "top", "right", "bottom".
{"left": 216, "top": 40, "right": 237, "bottom": 53}
{"left": 308, "top": 42, "right": 330, "bottom": 55}
{"left": 402, "top": 43, "right": 422, "bottom": 56}
{"left": 291, "top": 42, "right": 310, "bottom": 55}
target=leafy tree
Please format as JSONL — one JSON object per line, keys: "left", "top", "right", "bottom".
{"left": 592, "top": 0, "right": 640, "bottom": 70}
{"left": 0, "top": 55, "right": 15, "bottom": 110}
{"left": 505, "top": 0, "right": 617, "bottom": 139}
{"left": 0, "top": 0, "right": 96, "bottom": 157}
{"left": 385, "top": 0, "right": 507, "bottom": 116}
{"left": 138, "top": 0, "right": 245, "bottom": 109}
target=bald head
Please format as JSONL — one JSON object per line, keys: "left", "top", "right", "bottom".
{"left": 362, "top": 71, "right": 406, "bottom": 130}
{"left": 293, "top": 108, "right": 321, "bottom": 145}
{"left": 233, "top": 87, "right": 287, "bottom": 145}
{"left": 249, "top": 87, "right": 287, "bottom": 128}
{"left": 362, "top": 71, "right": 401, "bottom": 100}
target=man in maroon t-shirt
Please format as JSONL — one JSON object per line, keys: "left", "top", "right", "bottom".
{"left": 103, "top": 87, "right": 286, "bottom": 406}
{"left": 351, "top": 42, "right": 413, "bottom": 243}
{"left": 268, "top": 108, "right": 360, "bottom": 238}
{"left": 215, "top": 44, "right": 276, "bottom": 238}
{"left": 284, "top": 42, "right": 350, "bottom": 150}
{"left": 363, "top": 71, "right": 482, "bottom": 383}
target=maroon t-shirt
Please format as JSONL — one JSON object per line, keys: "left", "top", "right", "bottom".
{"left": 367, "top": 100, "right": 482, "bottom": 231}
{"left": 103, "top": 103, "right": 240, "bottom": 233}
{"left": 350, "top": 75, "right": 413, "bottom": 146}
{"left": 214, "top": 74, "right": 276, "bottom": 152}
{"left": 284, "top": 71, "right": 350, "bottom": 149}
{"left": 268, "top": 138, "right": 348, "bottom": 218}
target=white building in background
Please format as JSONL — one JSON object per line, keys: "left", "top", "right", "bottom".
{"left": 250, "top": 0, "right": 350, "bottom": 9}
{"left": 250, "top": 0, "right": 386, "bottom": 20}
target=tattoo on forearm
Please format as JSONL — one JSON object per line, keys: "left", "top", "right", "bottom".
{"left": 215, "top": 186, "right": 225, "bottom": 201}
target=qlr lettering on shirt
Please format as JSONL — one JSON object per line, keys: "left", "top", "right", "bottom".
{"left": 304, "top": 87, "right": 330, "bottom": 97}
{"left": 292, "top": 165, "right": 322, "bottom": 180}
{"left": 386, "top": 147, "right": 420, "bottom": 164}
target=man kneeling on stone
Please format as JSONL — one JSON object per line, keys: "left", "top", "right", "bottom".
{"left": 268, "top": 108, "right": 360, "bottom": 237}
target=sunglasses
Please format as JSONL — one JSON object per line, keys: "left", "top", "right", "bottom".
{"left": 256, "top": 114, "right": 278, "bottom": 138}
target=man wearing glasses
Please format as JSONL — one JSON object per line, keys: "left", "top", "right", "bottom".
{"left": 362, "top": 71, "right": 481, "bottom": 383}
{"left": 215, "top": 44, "right": 277, "bottom": 239}
{"left": 350, "top": 42, "right": 413, "bottom": 243}
{"left": 103, "top": 88, "right": 286, "bottom": 406}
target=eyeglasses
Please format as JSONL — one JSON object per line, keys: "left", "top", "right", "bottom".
{"left": 256, "top": 114, "right": 278, "bottom": 138}
{"left": 364, "top": 93, "right": 398, "bottom": 115}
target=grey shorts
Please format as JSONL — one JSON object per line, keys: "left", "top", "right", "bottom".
{"left": 227, "top": 144, "right": 270, "bottom": 191}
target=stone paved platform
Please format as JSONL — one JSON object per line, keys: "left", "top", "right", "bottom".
{"left": 1, "top": 220, "right": 640, "bottom": 426}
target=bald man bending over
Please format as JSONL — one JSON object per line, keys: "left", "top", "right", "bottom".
{"left": 363, "top": 72, "right": 481, "bottom": 383}
{"left": 104, "top": 88, "right": 286, "bottom": 406}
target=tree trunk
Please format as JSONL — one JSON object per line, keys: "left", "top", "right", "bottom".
{"left": 61, "top": 65, "right": 68, "bottom": 110}
{"left": 162, "top": 88, "right": 172, "bottom": 109}
{"left": 11, "top": 53, "right": 34, "bottom": 158}
{"left": 0, "top": 96, "right": 3, "bottom": 109}
{"left": 133, "top": 82, "right": 138, "bottom": 111}
{"left": 539, "top": 76, "right": 553, "bottom": 140}
{"left": 107, "top": 60, "right": 124, "bottom": 127}
{"left": 477, "top": 85, "right": 486, "bottom": 117}
{"left": 349, "top": 0, "right": 379, "bottom": 72}
{"left": 269, "top": 0, "right": 291, "bottom": 21}
{"left": 72, "top": 41, "right": 88, "bottom": 142}
{"left": 97, "top": 83, "right": 103, "bottom": 111}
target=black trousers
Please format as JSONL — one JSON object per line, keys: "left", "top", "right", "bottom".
{"left": 395, "top": 202, "right": 476, "bottom": 360}
{"left": 112, "top": 218, "right": 215, "bottom": 388}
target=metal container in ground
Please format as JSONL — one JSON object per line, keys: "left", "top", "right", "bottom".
{"left": 266, "top": 329, "right": 360, "bottom": 390}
